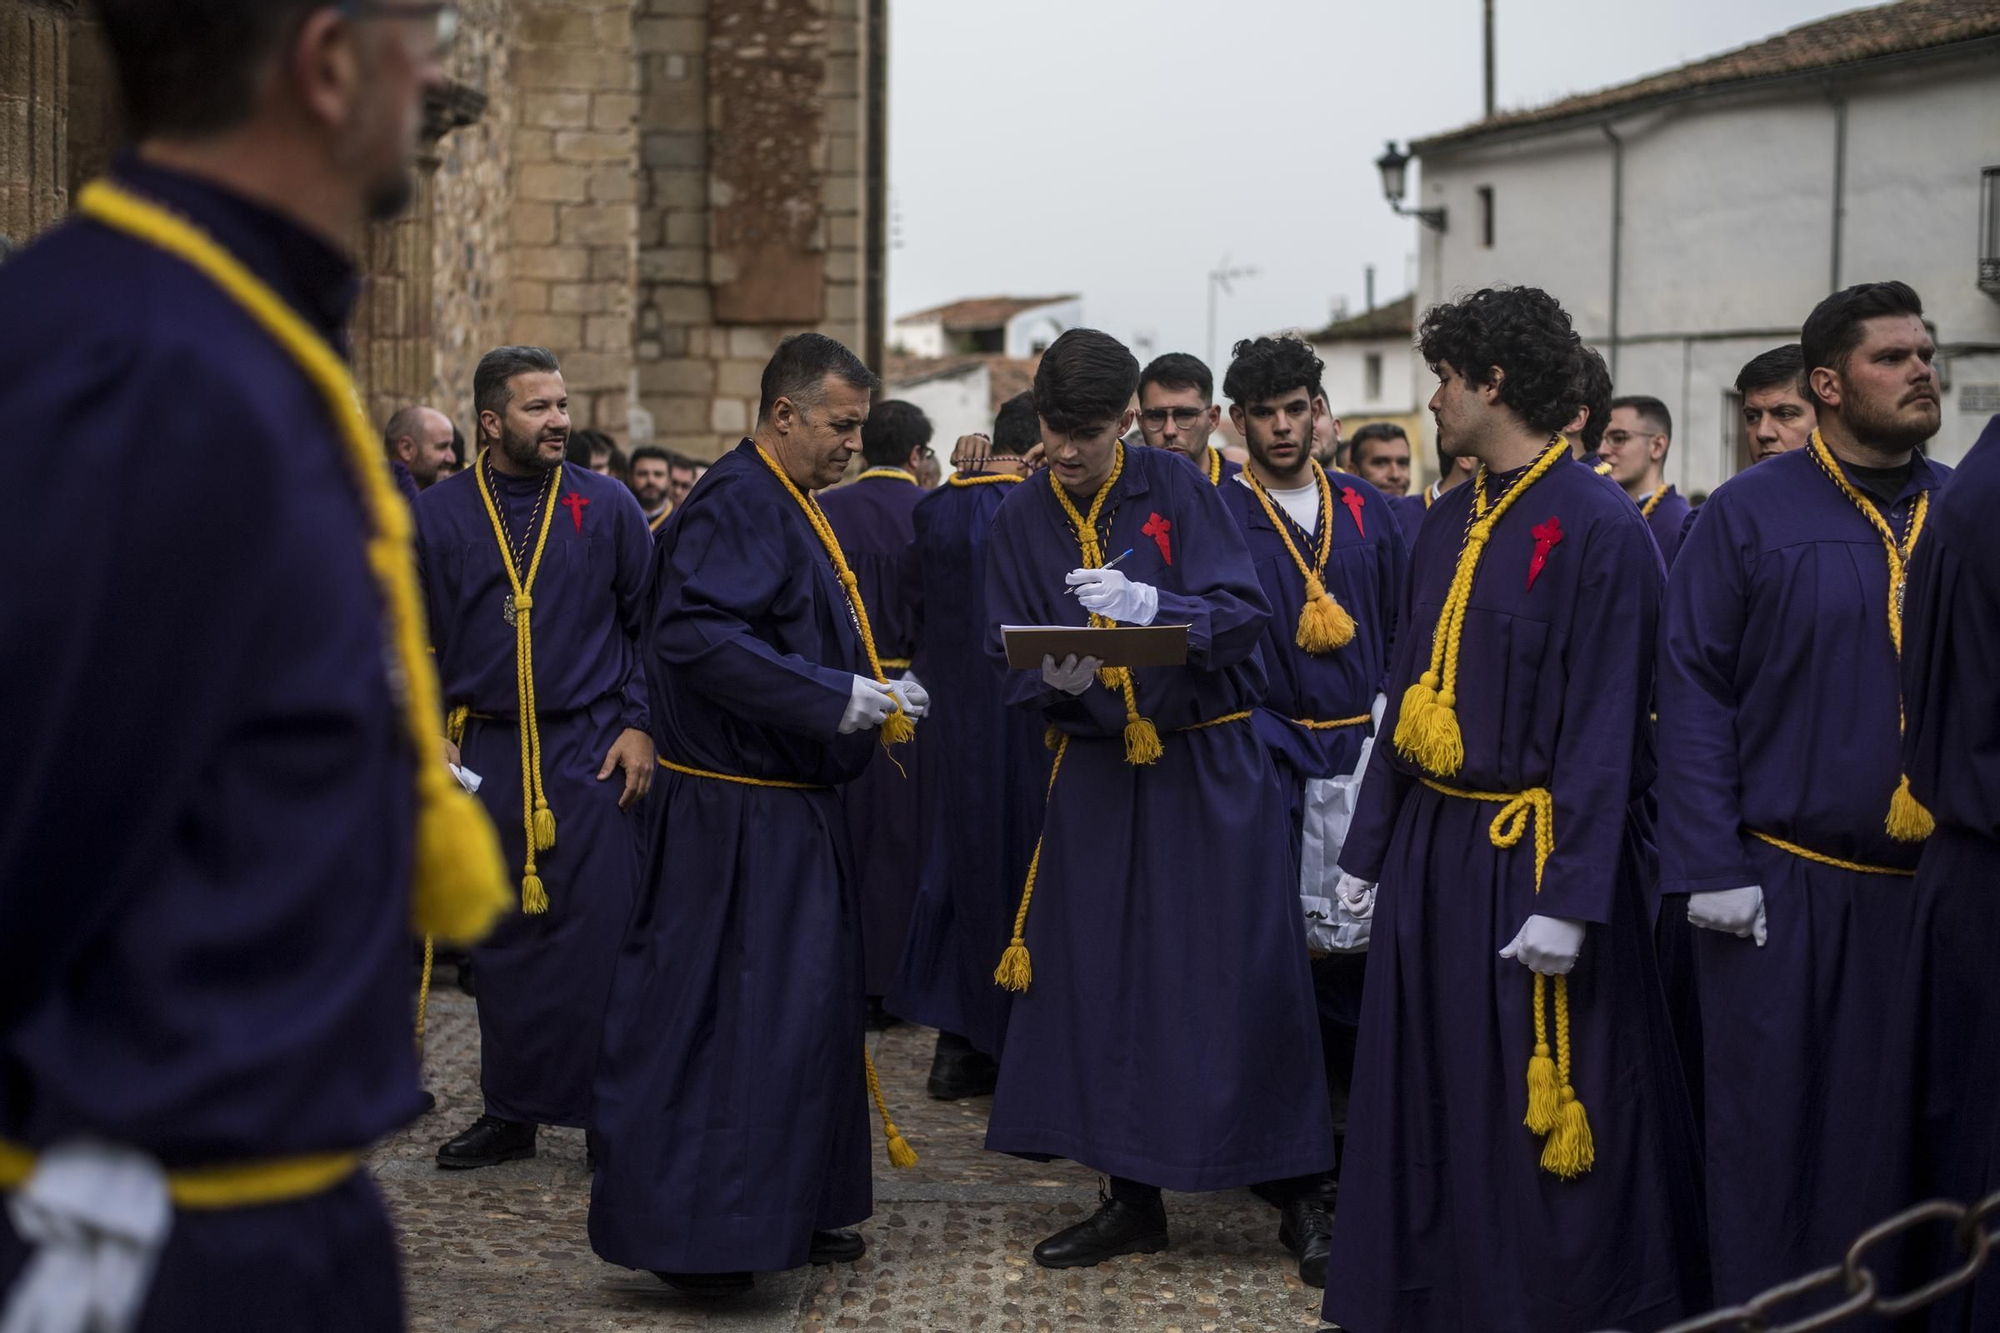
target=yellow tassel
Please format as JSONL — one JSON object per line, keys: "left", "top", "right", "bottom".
{"left": 1098, "top": 664, "right": 1129, "bottom": 692}
{"left": 1539, "top": 1089, "right": 1595, "bottom": 1179}
{"left": 1124, "top": 716, "right": 1164, "bottom": 766}
{"left": 994, "top": 943, "right": 1033, "bottom": 992}
{"left": 521, "top": 872, "right": 549, "bottom": 916}
{"left": 1887, "top": 774, "right": 1935, "bottom": 842}
{"left": 1394, "top": 673, "right": 1463, "bottom": 776}
{"left": 1295, "top": 581, "right": 1357, "bottom": 654}
{"left": 1524, "top": 1042, "right": 1558, "bottom": 1135}
{"left": 886, "top": 1131, "right": 920, "bottom": 1170}
{"left": 864, "top": 1049, "right": 921, "bottom": 1169}
{"left": 532, "top": 803, "right": 557, "bottom": 852}
{"left": 880, "top": 705, "right": 916, "bottom": 746}
{"left": 410, "top": 784, "right": 513, "bottom": 943}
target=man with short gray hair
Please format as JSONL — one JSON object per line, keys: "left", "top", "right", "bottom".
{"left": 591, "top": 332, "right": 925, "bottom": 1295}
{"left": 416, "top": 345, "right": 658, "bottom": 1171}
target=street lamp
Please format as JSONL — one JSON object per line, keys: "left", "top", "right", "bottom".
{"left": 1376, "top": 141, "right": 1447, "bottom": 232}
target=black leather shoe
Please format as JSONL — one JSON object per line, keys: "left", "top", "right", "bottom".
{"left": 1278, "top": 1199, "right": 1332, "bottom": 1288}
{"left": 865, "top": 996, "right": 902, "bottom": 1031}
{"left": 808, "top": 1228, "right": 866, "bottom": 1264}
{"left": 435, "top": 1115, "right": 536, "bottom": 1169}
{"left": 926, "top": 1034, "right": 999, "bottom": 1100}
{"left": 418, "top": 1089, "right": 436, "bottom": 1115}
{"left": 1033, "top": 1194, "right": 1169, "bottom": 1269}
{"left": 653, "top": 1271, "right": 753, "bottom": 1296}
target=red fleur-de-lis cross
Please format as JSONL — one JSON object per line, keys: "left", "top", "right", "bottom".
{"left": 1340, "top": 485, "right": 1366, "bottom": 537}
{"left": 561, "top": 491, "right": 590, "bottom": 534}
{"left": 1143, "top": 512, "right": 1173, "bottom": 566}
{"left": 1527, "top": 515, "right": 1563, "bottom": 591}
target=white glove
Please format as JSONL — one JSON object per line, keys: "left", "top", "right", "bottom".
{"left": 1041, "top": 653, "right": 1102, "bottom": 696}
{"left": 886, "top": 676, "right": 930, "bottom": 720}
{"left": 1, "top": 1141, "right": 172, "bottom": 1333}
{"left": 1305, "top": 872, "right": 1377, "bottom": 954}
{"left": 1499, "top": 914, "right": 1587, "bottom": 975}
{"left": 839, "top": 675, "right": 898, "bottom": 734}
{"left": 1369, "top": 691, "right": 1388, "bottom": 734}
{"left": 1065, "top": 567, "right": 1159, "bottom": 625}
{"left": 1688, "top": 885, "right": 1767, "bottom": 947}
{"left": 448, "top": 762, "right": 482, "bottom": 795}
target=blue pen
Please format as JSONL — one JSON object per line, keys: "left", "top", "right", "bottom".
{"left": 1065, "top": 548, "right": 1134, "bottom": 596}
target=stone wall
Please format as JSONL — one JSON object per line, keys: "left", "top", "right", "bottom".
{"left": 0, "top": 0, "right": 882, "bottom": 458}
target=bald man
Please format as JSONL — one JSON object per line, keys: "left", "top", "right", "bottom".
{"left": 385, "top": 404, "right": 457, "bottom": 500}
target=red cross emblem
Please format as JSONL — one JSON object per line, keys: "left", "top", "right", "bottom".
{"left": 1341, "top": 485, "right": 1366, "bottom": 537}
{"left": 561, "top": 491, "right": 590, "bottom": 534}
{"left": 1527, "top": 515, "right": 1563, "bottom": 591}
{"left": 1143, "top": 512, "right": 1173, "bottom": 566}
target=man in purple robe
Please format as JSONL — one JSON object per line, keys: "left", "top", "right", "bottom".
{"left": 384, "top": 403, "right": 456, "bottom": 504}
{"left": 0, "top": 4, "right": 500, "bottom": 1329}
{"left": 417, "top": 347, "right": 657, "bottom": 1168}
{"left": 1389, "top": 436, "right": 1476, "bottom": 548}
{"left": 1323, "top": 286, "right": 1704, "bottom": 1333}
{"left": 1598, "top": 395, "right": 1693, "bottom": 567}
{"left": 1870, "top": 411, "right": 2000, "bottom": 1332}
{"left": 818, "top": 400, "right": 934, "bottom": 1021}
{"left": 1136, "top": 352, "right": 1241, "bottom": 486}
{"left": 1216, "top": 336, "right": 1408, "bottom": 1288}
{"left": 890, "top": 395, "right": 1050, "bottom": 1099}
{"left": 590, "top": 334, "right": 928, "bottom": 1295}
{"left": 981, "top": 329, "right": 1335, "bottom": 1270}
{"left": 1659, "top": 280, "right": 1948, "bottom": 1305}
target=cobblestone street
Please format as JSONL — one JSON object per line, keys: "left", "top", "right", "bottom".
{"left": 374, "top": 983, "right": 1332, "bottom": 1332}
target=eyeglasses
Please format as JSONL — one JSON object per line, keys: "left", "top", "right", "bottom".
{"left": 1140, "top": 407, "right": 1208, "bottom": 429}
{"left": 345, "top": 2, "right": 460, "bottom": 56}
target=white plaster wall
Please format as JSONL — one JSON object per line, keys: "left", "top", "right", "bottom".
{"left": 1314, "top": 336, "right": 1418, "bottom": 418}
{"left": 1413, "top": 47, "right": 2000, "bottom": 492}
{"left": 1007, "top": 298, "right": 1082, "bottom": 358}
{"left": 883, "top": 366, "right": 991, "bottom": 470}
{"left": 891, "top": 318, "right": 946, "bottom": 358}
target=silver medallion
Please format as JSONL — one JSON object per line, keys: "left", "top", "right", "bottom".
{"left": 503, "top": 592, "right": 517, "bottom": 627}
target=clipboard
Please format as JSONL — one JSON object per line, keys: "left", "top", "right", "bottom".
{"left": 1001, "top": 624, "right": 1190, "bottom": 670}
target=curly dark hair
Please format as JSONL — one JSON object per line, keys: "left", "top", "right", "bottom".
{"left": 1417, "top": 287, "right": 1584, "bottom": 436}
{"left": 1574, "top": 347, "right": 1613, "bottom": 452}
{"left": 1221, "top": 336, "right": 1325, "bottom": 408}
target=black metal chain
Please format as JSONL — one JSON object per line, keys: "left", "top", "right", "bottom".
{"left": 1600, "top": 1190, "right": 2000, "bottom": 1333}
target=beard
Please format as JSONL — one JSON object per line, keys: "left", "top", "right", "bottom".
{"left": 1843, "top": 386, "right": 1940, "bottom": 452}
{"left": 1251, "top": 438, "right": 1311, "bottom": 483}
{"left": 500, "top": 423, "right": 564, "bottom": 472}
{"left": 634, "top": 483, "right": 668, "bottom": 507}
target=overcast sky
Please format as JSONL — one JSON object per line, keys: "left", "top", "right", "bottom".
{"left": 887, "top": 0, "right": 1860, "bottom": 365}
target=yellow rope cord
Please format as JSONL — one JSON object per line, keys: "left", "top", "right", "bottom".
{"left": 1243, "top": 462, "right": 1357, "bottom": 654}
{"left": 1204, "top": 447, "right": 1222, "bottom": 487}
{"left": 1295, "top": 714, "right": 1373, "bottom": 730}
{"left": 863, "top": 1049, "right": 920, "bottom": 1168}
{"left": 472, "top": 456, "right": 564, "bottom": 914}
{"left": 878, "top": 658, "right": 912, "bottom": 671}
{"left": 0, "top": 1140, "right": 361, "bottom": 1210}
{"left": 1640, "top": 486, "right": 1668, "bottom": 520}
{"left": 995, "top": 737, "right": 1069, "bottom": 992}
{"left": 416, "top": 934, "right": 434, "bottom": 1052}
{"left": 754, "top": 446, "right": 915, "bottom": 748}
{"left": 1594, "top": 459, "right": 1615, "bottom": 476}
{"left": 648, "top": 506, "right": 672, "bottom": 533}
{"left": 947, "top": 473, "right": 1024, "bottom": 488}
{"left": 75, "top": 182, "right": 509, "bottom": 950}
{"left": 997, "top": 709, "right": 1247, "bottom": 994}
{"left": 1808, "top": 429, "right": 1934, "bottom": 841}
{"left": 854, "top": 467, "right": 919, "bottom": 485}
{"left": 1047, "top": 444, "right": 1161, "bottom": 764}
{"left": 1419, "top": 777, "right": 1592, "bottom": 1178}
{"left": 1394, "top": 437, "right": 1568, "bottom": 778}
{"left": 1747, "top": 828, "right": 1917, "bottom": 877}
{"left": 655, "top": 756, "right": 823, "bottom": 790}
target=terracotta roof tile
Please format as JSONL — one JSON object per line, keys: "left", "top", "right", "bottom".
{"left": 1304, "top": 294, "right": 1416, "bottom": 344}
{"left": 1416, "top": 0, "right": 2000, "bottom": 151}
{"left": 894, "top": 295, "right": 1078, "bottom": 331}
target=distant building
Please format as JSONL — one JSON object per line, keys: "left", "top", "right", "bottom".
{"left": 882, "top": 354, "right": 1041, "bottom": 469}
{"left": 1305, "top": 294, "right": 1427, "bottom": 479}
{"left": 1398, "top": 0, "right": 2000, "bottom": 493}
{"left": 891, "top": 295, "right": 1081, "bottom": 360}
